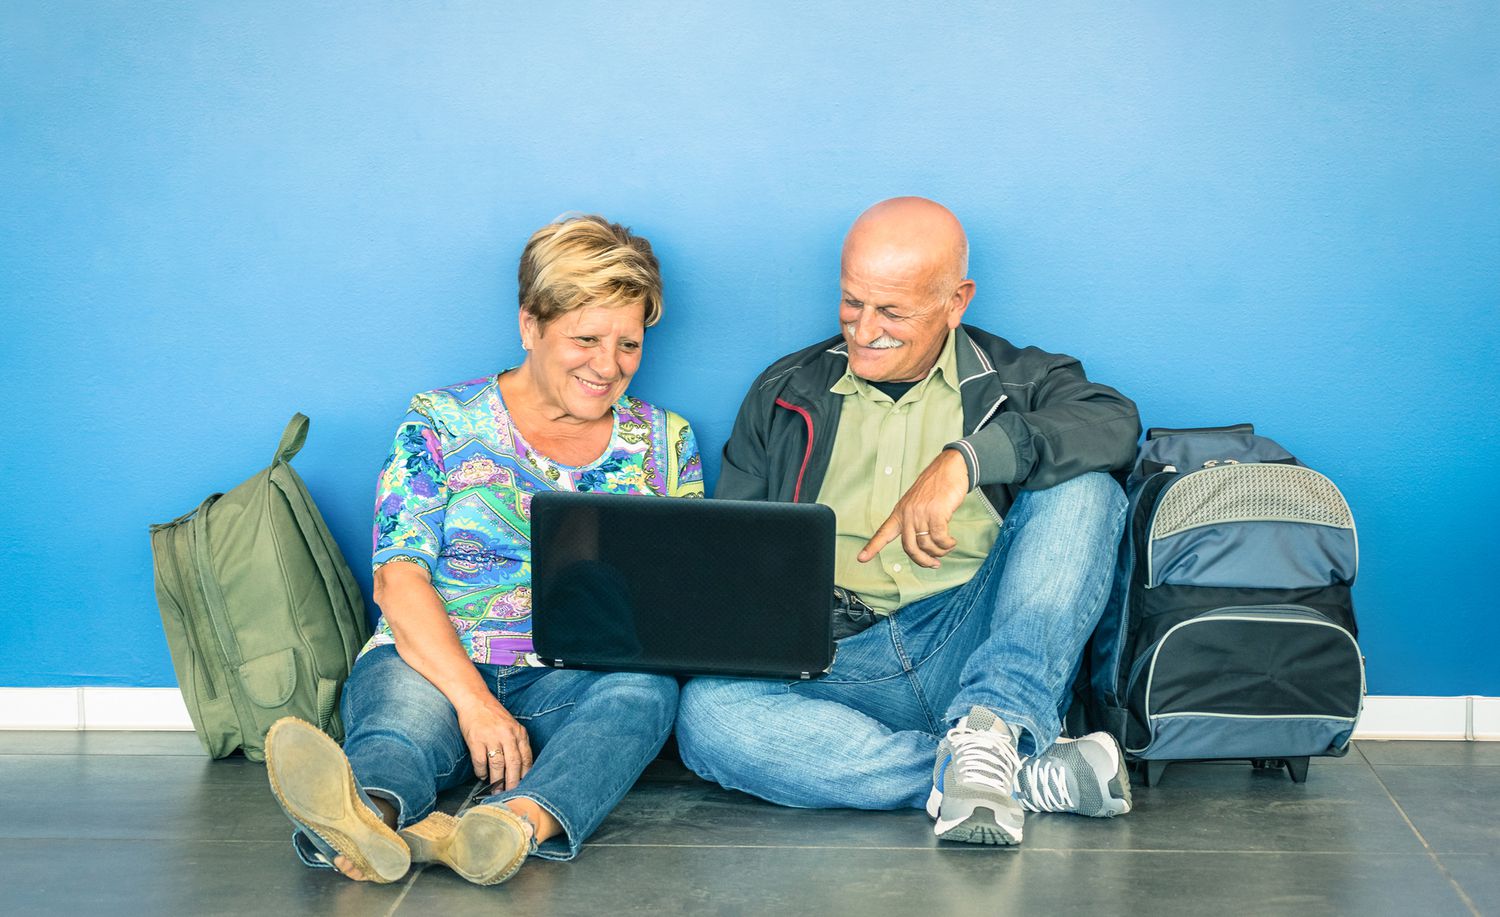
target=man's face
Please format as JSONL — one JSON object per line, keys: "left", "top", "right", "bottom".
{"left": 839, "top": 249, "right": 963, "bottom": 383}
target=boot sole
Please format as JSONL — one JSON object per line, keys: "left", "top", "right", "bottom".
{"left": 265, "top": 717, "right": 410, "bottom": 883}
{"left": 402, "top": 807, "right": 530, "bottom": 886}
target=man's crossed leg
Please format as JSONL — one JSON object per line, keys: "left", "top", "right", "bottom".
{"left": 676, "top": 472, "right": 1130, "bottom": 845}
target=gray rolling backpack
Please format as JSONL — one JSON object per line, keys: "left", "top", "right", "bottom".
{"left": 1086, "top": 424, "right": 1364, "bottom": 786}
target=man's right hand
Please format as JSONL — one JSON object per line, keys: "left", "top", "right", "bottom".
{"left": 457, "top": 697, "right": 534, "bottom": 791}
{"left": 858, "top": 448, "right": 971, "bottom": 569}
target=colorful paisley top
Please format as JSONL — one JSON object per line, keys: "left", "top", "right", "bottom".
{"left": 365, "top": 373, "right": 705, "bottom": 666}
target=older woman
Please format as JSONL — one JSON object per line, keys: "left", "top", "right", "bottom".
{"left": 264, "top": 215, "right": 702, "bottom": 886}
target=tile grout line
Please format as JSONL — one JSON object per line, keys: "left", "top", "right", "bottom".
{"left": 385, "top": 782, "right": 486, "bottom": 914}
{"left": 0, "top": 837, "right": 1463, "bottom": 855}
{"left": 581, "top": 843, "right": 1458, "bottom": 853}
{"left": 1357, "top": 743, "right": 1482, "bottom": 917}
{"left": 382, "top": 866, "right": 427, "bottom": 917}
{"left": 0, "top": 840, "right": 1464, "bottom": 852}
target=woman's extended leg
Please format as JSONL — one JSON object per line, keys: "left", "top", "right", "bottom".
{"left": 269, "top": 644, "right": 475, "bottom": 879}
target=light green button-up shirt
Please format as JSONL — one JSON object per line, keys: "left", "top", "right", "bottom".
{"left": 817, "top": 330, "right": 1002, "bottom": 615}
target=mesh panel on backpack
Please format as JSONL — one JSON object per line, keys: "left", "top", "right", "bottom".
{"left": 1152, "top": 463, "right": 1354, "bottom": 538}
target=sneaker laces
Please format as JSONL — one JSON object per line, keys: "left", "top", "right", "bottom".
{"left": 1019, "top": 757, "right": 1074, "bottom": 813}
{"left": 948, "top": 726, "right": 1022, "bottom": 796}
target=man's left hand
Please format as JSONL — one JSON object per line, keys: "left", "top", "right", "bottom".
{"left": 858, "top": 449, "right": 970, "bottom": 569}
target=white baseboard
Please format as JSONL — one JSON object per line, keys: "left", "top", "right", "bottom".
{"left": 0, "top": 689, "right": 1495, "bottom": 738}
{"left": 0, "top": 688, "right": 85, "bottom": 729}
{"left": 0, "top": 688, "right": 194, "bottom": 730}
{"left": 81, "top": 688, "right": 197, "bottom": 730}
{"left": 1474, "top": 696, "right": 1500, "bottom": 741}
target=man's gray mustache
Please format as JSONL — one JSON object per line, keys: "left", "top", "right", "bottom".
{"left": 844, "top": 326, "right": 904, "bottom": 349}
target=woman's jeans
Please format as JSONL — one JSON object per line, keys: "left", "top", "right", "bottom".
{"left": 675, "top": 472, "right": 1126, "bottom": 811}
{"left": 299, "top": 645, "right": 678, "bottom": 864}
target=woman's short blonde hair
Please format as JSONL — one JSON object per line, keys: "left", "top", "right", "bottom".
{"left": 517, "top": 214, "right": 663, "bottom": 329}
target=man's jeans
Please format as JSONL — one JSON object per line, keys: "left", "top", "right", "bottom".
{"left": 675, "top": 471, "right": 1126, "bottom": 811}
{"left": 300, "top": 644, "right": 677, "bottom": 863}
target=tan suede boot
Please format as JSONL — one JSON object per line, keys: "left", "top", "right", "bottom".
{"left": 264, "top": 717, "right": 411, "bottom": 883}
{"left": 400, "top": 805, "right": 536, "bottom": 886}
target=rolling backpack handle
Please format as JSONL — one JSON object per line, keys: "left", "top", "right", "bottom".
{"left": 274, "top": 413, "right": 311, "bottom": 465}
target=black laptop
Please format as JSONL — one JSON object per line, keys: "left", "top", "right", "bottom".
{"left": 530, "top": 491, "right": 835, "bottom": 679}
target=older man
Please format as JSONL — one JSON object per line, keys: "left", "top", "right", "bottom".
{"left": 675, "top": 198, "right": 1141, "bottom": 846}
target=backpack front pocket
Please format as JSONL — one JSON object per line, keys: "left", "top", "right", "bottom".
{"left": 1125, "top": 605, "right": 1363, "bottom": 758}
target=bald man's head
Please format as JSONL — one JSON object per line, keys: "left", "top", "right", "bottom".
{"left": 843, "top": 197, "right": 970, "bottom": 294}
{"left": 837, "top": 198, "right": 976, "bottom": 383}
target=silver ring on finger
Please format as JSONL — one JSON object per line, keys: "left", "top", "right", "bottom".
{"left": 915, "top": 531, "right": 930, "bottom": 536}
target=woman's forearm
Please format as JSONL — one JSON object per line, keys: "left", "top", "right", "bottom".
{"left": 373, "top": 563, "right": 496, "bottom": 715}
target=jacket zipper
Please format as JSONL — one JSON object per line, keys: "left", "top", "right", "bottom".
{"left": 774, "top": 398, "right": 815, "bottom": 503}
{"left": 967, "top": 393, "right": 1007, "bottom": 437}
{"left": 960, "top": 393, "right": 1008, "bottom": 522}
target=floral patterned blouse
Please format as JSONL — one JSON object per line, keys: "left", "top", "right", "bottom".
{"left": 365, "top": 373, "right": 704, "bottom": 666}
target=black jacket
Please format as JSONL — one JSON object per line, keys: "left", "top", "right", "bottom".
{"left": 715, "top": 325, "right": 1141, "bottom": 518}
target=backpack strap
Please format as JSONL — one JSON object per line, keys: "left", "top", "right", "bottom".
{"left": 275, "top": 413, "right": 311, "bottom": 464}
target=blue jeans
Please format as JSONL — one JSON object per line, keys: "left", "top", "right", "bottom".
{"left": 317, "top": 645, "right": 677, "bottom": 862}
{"left": 675, "top": 472, "right": 1126, "bottom": 811}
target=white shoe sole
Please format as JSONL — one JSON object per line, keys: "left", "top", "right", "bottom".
{"left": 926, "top": 787, "right": 1023, "bottom": 846}
{"left": 1098, "top": 735, "right": 1133, "bottom": 817}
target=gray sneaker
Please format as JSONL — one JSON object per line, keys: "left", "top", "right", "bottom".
{"left": 925, "top": 706, "right": 1024, "bottom": 845}
{"left": 1017, "top": 732, "right": 1133, "bottom": 817}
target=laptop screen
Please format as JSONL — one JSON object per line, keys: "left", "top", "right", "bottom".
{"left": 531, "top": 492, "right": 835, "bottom": 678}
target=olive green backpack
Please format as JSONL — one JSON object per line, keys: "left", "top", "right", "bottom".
{"left": 149, "top": 414, "right": 370, "bottom": 761}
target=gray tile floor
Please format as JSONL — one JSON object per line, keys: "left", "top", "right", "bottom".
{"left": 1, "top": 734, "right": 1494, "bottom": 916}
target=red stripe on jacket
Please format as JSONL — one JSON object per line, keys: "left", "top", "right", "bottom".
{"left": 774, "top": 398, "right": 814, "bottom": 503}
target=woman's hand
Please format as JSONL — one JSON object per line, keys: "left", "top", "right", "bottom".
{"left": 375, "top": 561, "right": 536, "bottom": 791}
{"left": 458, "top": 698, "right": 534, "bottom": 791}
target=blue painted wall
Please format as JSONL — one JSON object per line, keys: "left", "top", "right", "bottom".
{"left": 3, "top": 2, "right": 1496, "bottom": 694}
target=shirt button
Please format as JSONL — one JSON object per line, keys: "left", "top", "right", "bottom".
{"left": 892, "top": 563, "right": 903, "bottom": 572}
{"left": 884, "top": 466, "right": 893, "bottom": 475}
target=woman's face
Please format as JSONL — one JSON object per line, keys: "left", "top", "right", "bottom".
{"left": 519, "top": 301, "right": 647, "bottom": 423}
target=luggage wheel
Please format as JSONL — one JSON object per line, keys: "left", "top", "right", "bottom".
{"left": 1251, "top": 757, "right": 1310, "bottom": 783}
{"left": 1134, "top": 758, "right": 1170, "bottom": 787}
